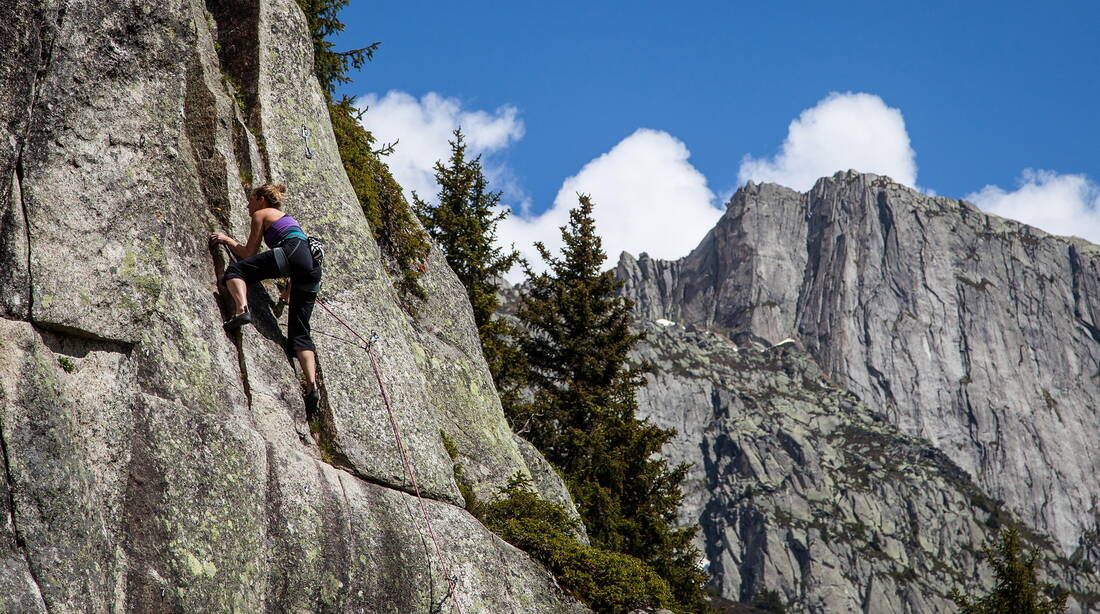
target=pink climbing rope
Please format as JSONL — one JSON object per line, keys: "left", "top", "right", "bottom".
{"left": 315, "top": 298, "right": 468, "bottom": 614}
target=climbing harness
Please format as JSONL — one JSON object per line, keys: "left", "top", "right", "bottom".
{"left": 272, "top": 244, "right": 289, "bottom": 275}
{"left": 268, "top": 241, "right": 321, "bottom": 293}
{"left": 301, "top": 125, "right": 314, "bottom": 159}
{"left": 314, "top": 297, "right": 467, "bottom": 614}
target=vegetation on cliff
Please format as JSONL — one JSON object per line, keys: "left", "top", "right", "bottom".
{"left": 328, "top": 100, "right": 430, "bottom": 302}
{"left": 484, "top": 476, "right": 677, "bottom": 614}
{"left": 296, "top": 0, "right": 379, "bottom": 96}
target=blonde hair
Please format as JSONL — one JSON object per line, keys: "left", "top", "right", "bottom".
{"left": 250, "top": 183, "right": 286, "bottom": 208}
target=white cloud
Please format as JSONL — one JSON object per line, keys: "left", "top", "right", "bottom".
{"left": 738, "top": 92, "right": 918, "bottom": 191}
{"left": 967, "top": 170, "right": 1100, "bottom": 241}
{"left": 500, "top": 128, "right": 723, "bottom": 280}
{"left": 355, "top": 91, "right": 525, "bottom": 204}
{"left": 353, "top": 88, "right": 1100, "bottom": 285}
{"left": 353, "top": 93, "right": 720, "bottom": 280}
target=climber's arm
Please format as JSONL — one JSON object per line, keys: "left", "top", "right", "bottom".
{"left": 212, "top": 212, "right": 265, "bottom": 259}
{"left": 237, "top": 212, "right": 266, "bottom": 258}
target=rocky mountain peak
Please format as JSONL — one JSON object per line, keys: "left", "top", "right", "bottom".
{"left": 622, "top": 171, "right": 1100, "bottom": 610}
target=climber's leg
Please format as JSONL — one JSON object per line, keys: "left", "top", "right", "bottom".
{"left": 287, "top": 285, "right": 319, "bottom": 410}
{"left": 297, "top": 349, "right": 317, "bottom": 391}
{"left": 226, "top": 277, "right": 248, "bottom": 316}
{"left": 223, "top": 249, "right": 280, "bottom": 329}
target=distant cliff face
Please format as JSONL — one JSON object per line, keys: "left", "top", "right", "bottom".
{"left": 0, "top": 0, "right": 584, "bottom": 611}
{"left": 619, "top": 171, "right": 1100, "bottom": 563}
{"left": 632, "top": 320, "right": 1099, "bottom": 613}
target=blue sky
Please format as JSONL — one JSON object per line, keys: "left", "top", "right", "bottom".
{"left": 332, "top": 1, "right": 1100, "bottom": 271}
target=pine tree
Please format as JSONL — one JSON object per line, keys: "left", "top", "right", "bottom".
{"left": 950, "top": 527, "right": 1067, "bottom": 614}
{"left": 295, "top": 0, "right": 380, "bottom": 99}
{"left": 515, "top": 195, "right": 708, "bottom": 613}
{"left": 413, "top": 130, "right": 525, "bottom": 410}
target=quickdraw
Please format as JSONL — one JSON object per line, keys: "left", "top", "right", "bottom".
{"left": 301, "top": 124, "right": 314, "bottom": 159}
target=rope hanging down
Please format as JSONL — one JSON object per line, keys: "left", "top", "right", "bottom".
{"left": 314, "top": 298, "right": 468, "bottom": 614}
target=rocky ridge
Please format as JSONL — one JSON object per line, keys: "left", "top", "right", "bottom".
{"left": 0, "top": 0, "right": 586, "bottom": 611}
{"left": 632, "top": 320, "right": 1099, "bottom": 613}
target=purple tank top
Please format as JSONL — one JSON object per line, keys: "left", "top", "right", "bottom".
{"left": 264, "top": 215, "right": 303, "bottom": 248}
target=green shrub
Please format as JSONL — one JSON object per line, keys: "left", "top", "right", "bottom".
{"left": 484, "top": 477, "right": 676, "bottom": 614}
{"left": 57, "top": 356, "right": 75, "bottom": 373}
{"left": 329, "top": 97, "right": 430, "bottom": 304}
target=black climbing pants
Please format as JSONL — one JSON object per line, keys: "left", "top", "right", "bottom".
{"left": 224, "top": 238, "right": 321, "bottom": 353}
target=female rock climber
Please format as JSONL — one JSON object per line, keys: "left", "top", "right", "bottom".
{"left": 209, "top": 183, "right": 322, "bottom": 409}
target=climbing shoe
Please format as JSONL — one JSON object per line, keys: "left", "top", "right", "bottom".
{"left": 304, "top": 384, "right": 320, "bottom": 414}
{"left": 223, "top": 307, "right": 252, "bottom": 331}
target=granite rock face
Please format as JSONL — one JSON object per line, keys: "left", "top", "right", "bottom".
{"left": 632, "top": 321, "right": 1099, "bottom": 613}
{"left": 0, "top": 0, "right": 586, "bottom": 611}
{"left": 619, "top": 171, "right": 1100, "bottom": 561}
